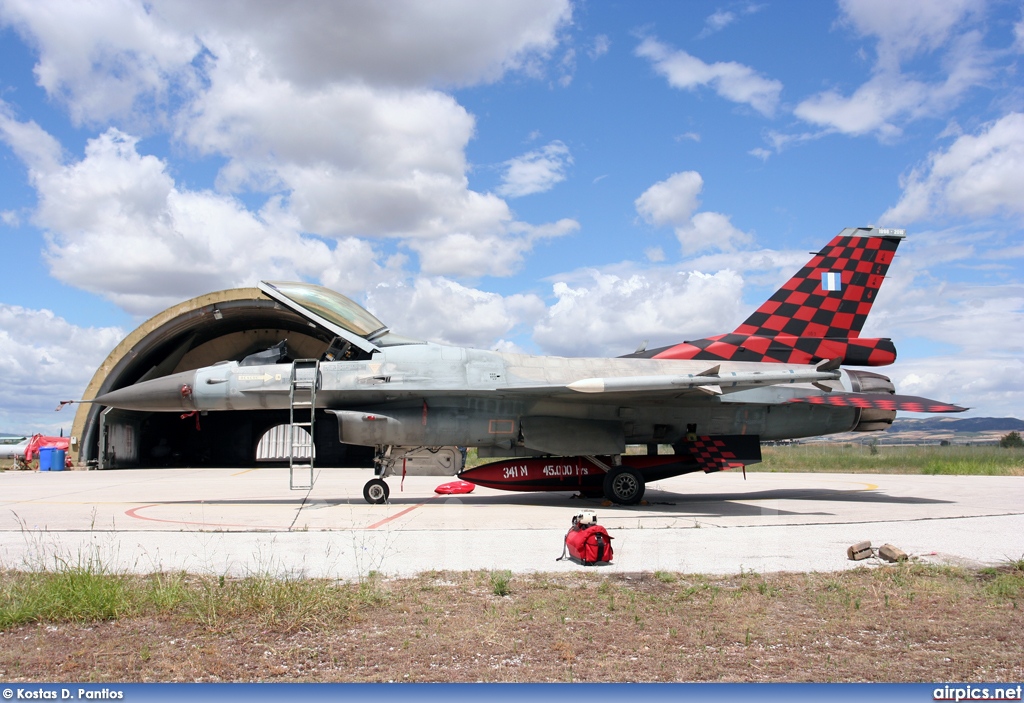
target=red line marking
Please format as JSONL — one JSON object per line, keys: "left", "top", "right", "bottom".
{"left": 126, "top": 497, "right": 439, "bottom": 531}
{"left": 124, "top": 504, "right": 282, "bottom": 530}
{"left": 125, "top": 504, "right": 164, "bottom": 523}
{"left": 365, "top": 498, "right": 435, "bottom": 530}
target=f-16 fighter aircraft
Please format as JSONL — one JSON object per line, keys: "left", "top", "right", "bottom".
{"left": 87, "top": 227, "right": 964, "bottom": 504}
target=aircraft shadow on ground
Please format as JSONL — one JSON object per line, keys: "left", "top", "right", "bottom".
{"left": 355, "top": 486, "right": 955, "bottom": 520}
{"left": 103, "top": 487, "right": 955, "bottom": 522}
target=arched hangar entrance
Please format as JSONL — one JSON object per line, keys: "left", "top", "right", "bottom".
{"left": 71, "top": 287, "right": 373, "bottom": 469}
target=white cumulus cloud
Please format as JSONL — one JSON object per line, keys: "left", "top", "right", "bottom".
{"left": 636, "top": 36, "right": 782, "bottom": 117}
{"left": 497, "top": 141, "right": 573, "bottom": 198}
{"left": 153, "top": 0, "right": 572, "bottom": 90}
{"left": 0, "top": 1, "right": 581, "bottom": 307}
{"left": 635, "top": 172, "right": 752, "bottom": 254}
{"left": 0, "top": 305, "right": 124, "bottom": 434}
{"left": 882, "top": 113, "right": 1024, "bottom": 224}
{"left": 0, "top": 0, "right": 572, "bottom": 127}
{"left": 20, "top": 128, "right": 394, "bottom": 315}
{"left": 533, "top": 266, "right": 746, "bottom": 357}
{"left": 365, "top": 277, "right": 546, "bottom": 349}
{"left": 409, "top": 219, "right": 579, "bottom": 277}
{"left": 887, "top": 356, "right": 1024, "bottom": 418}
{"left": 0, "top": 0, "right": 199, "bottom": 126}
{"left": 838, "top": 0, "right": 982, "bottom": 70}
{"left": 794, "top": 0, "right": 989, "bottom": 139}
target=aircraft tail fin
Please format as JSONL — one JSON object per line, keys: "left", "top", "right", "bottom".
{"left": 628, "top": 227, "right": 906, "bottom": 366}
{"left": 733, "top": 226, "right": 903, "bottom": 339}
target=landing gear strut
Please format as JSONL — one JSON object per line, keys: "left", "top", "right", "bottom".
{"left": 363, "top": 478, "right": 389, "bottom": 504}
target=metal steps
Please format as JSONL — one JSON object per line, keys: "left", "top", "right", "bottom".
{"left": 288, "top": 358, "right": 319, "bottom": 490}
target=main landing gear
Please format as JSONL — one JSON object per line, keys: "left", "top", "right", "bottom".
{"left": 602, "top": 465, "right": 645, "bottom": 505}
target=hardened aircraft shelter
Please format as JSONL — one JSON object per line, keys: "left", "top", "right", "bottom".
{"left": 71, "top": 286, "right": 373, "bottom": 469}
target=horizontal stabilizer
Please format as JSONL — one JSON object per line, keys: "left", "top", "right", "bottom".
{"left": 785, "top": 393, "right": 966, "bottom": 413}
{"left": 638, "top": 334, "right": 897, "bottom": 367}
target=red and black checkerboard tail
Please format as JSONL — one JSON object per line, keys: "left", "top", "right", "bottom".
{"left": 638, "top": 227, "right": 905, "bottom": 366}
{"left": 733, "top": 227, "right": 904, "bottom": 339}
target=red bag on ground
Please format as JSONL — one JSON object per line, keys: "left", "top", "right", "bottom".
{"left": 564, "top": 524, "right": 613, "bottom": 565}
{"left": 434, "top": 480, "right": 475, "bottom": 495}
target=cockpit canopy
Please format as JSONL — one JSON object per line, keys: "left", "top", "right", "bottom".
{"left": 259, "top": 281, "right": 421, "bottom": 353}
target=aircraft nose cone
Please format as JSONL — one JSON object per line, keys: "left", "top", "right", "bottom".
{"left": 93, "top": 370, "right": 198, "bottom": 412}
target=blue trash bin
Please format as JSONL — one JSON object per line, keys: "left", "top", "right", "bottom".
{"left": 51, "top": 449, "right": 66, "bottom": 471}
{"left": 38, "top": 446, "right": 55, "bottom": 471}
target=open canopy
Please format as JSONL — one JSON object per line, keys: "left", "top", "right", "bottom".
{"left": 259, "top": 281, "right": 421, "bottom": 353}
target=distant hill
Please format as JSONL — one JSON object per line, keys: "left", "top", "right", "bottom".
{"left": 888, "top": 417, "right": 1024, "bottom": 434}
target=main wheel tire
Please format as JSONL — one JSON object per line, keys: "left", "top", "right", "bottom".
{"left": 602, "top": 466, "right": 645, "bottom": 505}
{"left": 363, "top": 478, "right": 390, "bottom": 504}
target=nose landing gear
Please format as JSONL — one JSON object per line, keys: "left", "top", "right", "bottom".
{"left": 363, "top": 477, "right": 390, "bottom": 504}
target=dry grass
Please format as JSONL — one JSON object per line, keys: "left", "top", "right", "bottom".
{"left": 2, "top": 564, "right": 1022, "bottom": 682}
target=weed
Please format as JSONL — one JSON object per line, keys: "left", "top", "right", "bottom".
{"left": 490, "top": 570, "right": 512, "bottom": 597}
{"left": 144, "top": 572, "right": 189, "bottom": 611}
{"left": 654, "top": 571, "right": 677, "bottom": 584}
{"left": 356, "top": 574, "right": 389, "bottom": 607}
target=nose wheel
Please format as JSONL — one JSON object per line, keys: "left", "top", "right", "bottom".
{"left": 363, "top": 478, "right": 390, "bottom": 504}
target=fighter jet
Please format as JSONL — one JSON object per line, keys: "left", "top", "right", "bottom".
{"left": 87, "top": 227, "right": 965, "bottom": 504}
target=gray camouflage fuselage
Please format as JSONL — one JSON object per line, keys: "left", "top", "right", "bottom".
{"left": 94, "top": 342, "right": 867, "bottom": 456}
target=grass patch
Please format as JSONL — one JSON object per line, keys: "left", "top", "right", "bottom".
{"left": 2, "top": 565, "right": 1023, "bottom": 682}
{"left": 0, "top": 565, "right": 135, "bottom": 628}
{"left": 0, "top": 568, "right": 365, "bottom": 632}
{"left": 756, "top": 444, "right": 1024, "bottom": 475}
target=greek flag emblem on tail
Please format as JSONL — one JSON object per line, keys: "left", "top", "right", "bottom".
{"left": 821, "top": 272, "right": 842, "bottom": 292}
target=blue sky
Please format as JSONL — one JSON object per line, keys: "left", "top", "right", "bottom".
{"left": 1, "top": 0, "right": 1022, "bottom": 434}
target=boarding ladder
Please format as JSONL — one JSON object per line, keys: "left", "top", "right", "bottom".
{"left": 288, "top": 358, "right": 319, "bottom": 490}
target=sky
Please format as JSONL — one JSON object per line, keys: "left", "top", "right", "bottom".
{"left": 0, "top": 0, "right": 1022, "bottom": 435}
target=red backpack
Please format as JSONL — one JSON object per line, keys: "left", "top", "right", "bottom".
{"left": 560, "top": 512, "right": 613, "bottom": 565}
